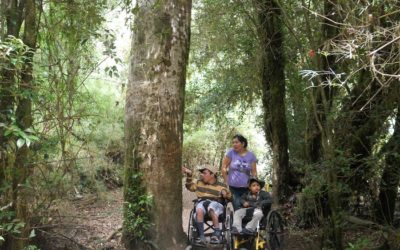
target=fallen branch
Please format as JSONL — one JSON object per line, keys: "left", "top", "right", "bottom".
{"left": 106, "top": 227, "right": 122, "bottom": 242}
{"left": 343, "top": 215, "right": 379, "bottom": 227}
{"left": 33, "top": 223, "right": 91, "bottom": 230}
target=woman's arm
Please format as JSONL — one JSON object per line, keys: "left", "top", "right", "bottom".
{"left": 251, "top": 161, "right": 257, "bottom": 177}
{"left": 221, "top": 156, "right": 231, "bottom": 184}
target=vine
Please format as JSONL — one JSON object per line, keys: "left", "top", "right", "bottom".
{"left": 123, "top": 171, "right": 153, "bottom": 241}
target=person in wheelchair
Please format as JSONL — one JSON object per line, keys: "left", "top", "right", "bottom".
{"left": 231, "top": 177, "right": 272, "bottom": 235}
{"left": 182, "top": 165, "right": 232, "bottom": 245}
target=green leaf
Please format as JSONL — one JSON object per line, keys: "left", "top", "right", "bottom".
{"left": 25, "top": 137, "right": 31, "bottom": 147}
{"left": 25, "top": 128, "right": 35, "bottom": 133}
{"left": 17, "top": 138, "right": 25, "bottom": 148}
{"left": 15, "top": 222, "right": 25, "bottom": 229}
{"left": 28, "top": 135, "right": 39, "bottom": 141}
{"left": 0, "top": 236, "right": 4, "bottom": 241}
{"left": 29, "top": 229, "right": 36, "bottom": 238}
{"left": 4, "top": 129, "right": 12, "bottom": 136}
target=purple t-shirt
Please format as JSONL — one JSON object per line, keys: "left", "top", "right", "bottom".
{"left": 226, "top": 148, "right": 257, "bottom": 188}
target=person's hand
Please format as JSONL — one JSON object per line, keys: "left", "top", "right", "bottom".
{"left": 181, "top": 166, "right": 192, "bottom": 176}
{"left": 221, "top": 189, "right": 227, "bottom": 198}
{"left": 243, "top": 202, "right": 249, "bottom": 208}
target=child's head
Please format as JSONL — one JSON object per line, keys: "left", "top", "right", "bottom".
{"left": 248, "top": 177, "right": 265, "bottom": 194}
{"left": 249, "top": 181, "right": 261, "bottom": 194}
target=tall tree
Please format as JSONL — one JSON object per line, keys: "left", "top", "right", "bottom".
{"left": 305, "top": 0, "right": 338, "bottom": 165}
{"left": 0, "top": 0, "right": 38, "bottom": 249}
{"left": 332, "top": 0, "right": 400, "bottom": 195}
{"left": 308, "top": 1, "right": 342, "bottom": 248}
{"left": 256, "top": 0, "right": 291, "bottom": 204}
{"left": 123, "top": 0, "right": 192, "bottom": 249}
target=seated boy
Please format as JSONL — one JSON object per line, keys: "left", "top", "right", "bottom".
{"left": 182, "top": 165, "right": 232, "bottom": 245}
{"left": 232, "top": 177, "right": 272, "bottom": 235}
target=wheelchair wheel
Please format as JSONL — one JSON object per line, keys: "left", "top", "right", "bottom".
{"left": 266, "top": 210, "right": 284, "bottom": 250}
{"left": 187, "top": 209, "right": 197, "bottom": 244}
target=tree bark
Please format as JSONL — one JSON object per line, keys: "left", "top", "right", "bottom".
{"left": 256, "top": 0, "right": 291, "bottom": 204}
{"left": 0, "top": 1, "right": 38, "bottom": 249}
{"left": 11, "top": 1, "right": 37, "bottom": 249}
{"left": 123, "top": 0, "right": 191, "bottom": 249}
{"left": 0, "top": 0, "right": 21, "bottom": 194}
{"left": 305, "top": 1, "right": 342, "bottom": 248}
{"left": 334, "top": 70, "right": 399, "bottom": 193}
{"left": 306, "top": 0, "right": 338, "bottom": 164}
{"left": 332, "top": 2, "right": 400, "bottom": 195}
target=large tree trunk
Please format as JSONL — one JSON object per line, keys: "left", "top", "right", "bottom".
{"left": 11, "top": 1, "right": 37, "bottom": 249}
{"left": 256, "top": 0, "right": 291, "bottom": 204}
{"left": 123, "top": 0, "right": 191, "bottom": 249}
{"left": 1, "top": 1, "right": 38, "bottom": 249}
{"left": 305, "top": 0, "right": 338, "bottom": 164}
{"left": 375, "top": 6, "right": 400, "bottom": 224}
{"left": 333, "top": 2, "right": 400, "bottom": 196}
{"left": 334, "top": 71, "right": 399, "bottom": 195}
{"left": 304, "top": 1, "right": 342, "bottom": 248}
{"left": 0, "top": 0, "right": 22, "bottom": 196}
{"left": 376, "top": 104, "right": 400, "bottom": 224}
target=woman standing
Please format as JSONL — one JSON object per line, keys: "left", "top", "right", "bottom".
{"left": 222, "top": 134, "right": 258, "bottom": 210}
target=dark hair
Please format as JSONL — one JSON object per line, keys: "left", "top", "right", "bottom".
{"left": 233, "top": 134, "right": 248, "bottom": 148}
{"left": 248, "top": 177, "right": 265, "bottom": 189}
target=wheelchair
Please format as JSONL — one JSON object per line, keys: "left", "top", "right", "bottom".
{"left": 230, "top": 204, "right": 284, "bottom": 250}
{"left": 187, "top": 199, "right": 234, "bottom": 249}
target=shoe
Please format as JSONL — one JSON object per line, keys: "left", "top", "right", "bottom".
{"left": 231, "top": 227, "right": 240, "bottom": 235}
{"left": 210, "top": 235, "right": 222, "bottom": 244}
{"left": 194, "top": 237, "right": 206, "bottom": 246}
{"left": 242, "top": 228, "right": 256, "bottom": 235}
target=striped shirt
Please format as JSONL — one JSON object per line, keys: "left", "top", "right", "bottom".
{"left": 185, "top": 176, "right": 232, "bottom": 202}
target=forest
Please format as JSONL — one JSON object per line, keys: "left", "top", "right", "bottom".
{"left": 0, "top": 0, "right": 399, "bottom": 249}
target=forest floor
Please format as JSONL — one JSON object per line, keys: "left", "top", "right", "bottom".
{"left": 39, "top": 187, "right": 386, "bottom": 250}
{"left": 36, "top": 188, "right": 125, "bottom": 250}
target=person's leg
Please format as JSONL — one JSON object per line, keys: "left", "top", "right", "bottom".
{"left": 208, "top": 208, "right": 219, "bottom": 228}
{"left": 244, "top": 208, "right": 264, "bottom": 232}
{"left": 230, "top": 186, "right": 248, "bottom": 210}
{"left": 208, "top": 202, "right": 224, "bottom": 243}
{"left": 195, "top": 201, "right": 206, "bottom": 243}
{"left": 230, "top": 186, "right": 241, "bottom": 210}
{"left": 232, "top": 208, "right": 246, "bottom": 232}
